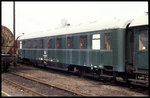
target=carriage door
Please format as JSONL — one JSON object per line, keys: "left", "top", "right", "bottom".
{"left": 125, "top": 28, "right": 135, "bottom": 73}
{"left": 42, "top": 39, "right": 48, "bottom": 65}
{"left": 134, "top": 26, "right": 148, "bottom": 70}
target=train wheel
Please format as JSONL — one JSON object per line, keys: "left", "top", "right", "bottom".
{"left": 122, "top": 73, "right": 131, "bottom": 84}
{"left": 2, "top": 62, "right": 4, "bottom": 72}
{"left": 110, "top": 72, "right": 117, "bottom": 84}
{"left": 2, "top": 61, "right": 9, "bottom": 72}
{"left": 67, "top": 65, "right": 74, "bottom": 72}
{"left": 78, "top": 67, "right": 85, "bottom": 77}
{"left": 33, "top": 62, "right": 38, "bottom": 67}
{"left": 12, "top": 62, "right": 17, "bottom": 66}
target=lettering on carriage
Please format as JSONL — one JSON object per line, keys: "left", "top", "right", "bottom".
{"left": 43, "top": 51, "right": 47, "bottom": 58}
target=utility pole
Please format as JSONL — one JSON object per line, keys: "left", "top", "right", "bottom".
{"left": 13, "top": 1, "right": 15, "bottom": 55}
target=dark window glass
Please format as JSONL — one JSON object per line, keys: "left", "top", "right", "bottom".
{"left": 80, "top": 35, "right": 87, "bottom": 49}
{"left": 56, "top": 38, "right": 61, "bottom": 49}
{"left": 104, "top": 33, "right": 111, "bottom": 50}
{"left": 67, "top": 37, "right": 73, "bottom": 49}
{"left": 48, "top": 39, "right": 52, "bottom": 48}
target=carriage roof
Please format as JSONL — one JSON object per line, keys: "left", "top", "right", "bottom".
{"left": 19, "top": 17, "right": 133, "bottom": 40}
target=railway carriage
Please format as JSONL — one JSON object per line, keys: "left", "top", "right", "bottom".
{"left": 18, "top": 13, "right": 148, "bottom": 85}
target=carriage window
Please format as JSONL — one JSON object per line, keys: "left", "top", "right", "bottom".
{"left": 20, "top": 41, "right": 22, "bottom": 49}
{"left": 28, "top": 40, "right": 31, "bottom": 48}
{"left": 48, "top": 39, "right": 52, "bottom": 48}
{"left": 67, "top": 37, "right": 73, "bottom": 49}
{"left": 104, "top": 33, "right": 111, "bottom": 50}
{"left": 40, "top": 39, "right": 44, "bottom": 48}
{"left": 80, "top": 35, "right": 87, "bottom": 49}
{"left": 23, "top": 41, "right": 25, "bottom": 48}
{"left": 139, "top": 29, "right": 148, "bottom": 50}
{"left": 33, "top": 40, "right": 37, "bottom": 48}
{"left": 92, "top": 34, "right": 100, "bottom": 50}
{"left": 56, "top": 38, "right": 61, "bottom": 49}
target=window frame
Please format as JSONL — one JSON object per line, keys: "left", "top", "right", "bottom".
{"left": 80, "top": 35, "right": 87, "bottom": 49}
{"left": 92, "top": 34, "right": 100, "bottom": 50}
{"left": 138, "top": 29, "right": 148, "bottom": 51}
{"left": 23, "top": 40, "right": 25, "bottom": 48}
{"left": 67, "top": 37, "right": 74, "bottom": 49}
{"left": 33, "top": 40, "right": 37, "bottom": 48}
{"left": 19, "top": 41, "right": 22, "bottom": 49}
{"left": 28, "top": 40, "right": 31, "bottom": 48}
{"left": 48, "top": 39, "right": 52, "bottom": 49}
{"left": 56, "top": 38, "right": 62, "bottom": 49}
{"left": 104, "top": 33, "right": 111, "bottom": 50}
{"left": 40, "top": 39, "right": 44, "bottom": 49}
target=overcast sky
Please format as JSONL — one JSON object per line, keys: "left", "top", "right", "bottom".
{"left": 2, "top": 1, "right": 148, "bottom": 38}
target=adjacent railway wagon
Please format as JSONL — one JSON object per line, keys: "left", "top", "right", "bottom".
{"left": 1, "top": 25, "right": 17, "bottom": 72}
{"left": 18, "top": 13, "right": 148, "bottom": 85}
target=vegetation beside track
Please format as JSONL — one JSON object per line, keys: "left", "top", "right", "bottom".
{"left": 2, "top": 92, "right": 8, "bottom": 97}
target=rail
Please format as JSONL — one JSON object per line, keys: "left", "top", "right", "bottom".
{"left": 2, "top": 77, "right": 46, "bottom": 96}
{"left": 9, "top": 72, "right": 89, "bottom": 97}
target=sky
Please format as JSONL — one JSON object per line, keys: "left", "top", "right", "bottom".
{"left": 1, "top": 1, "right": 148, "bottom": 38}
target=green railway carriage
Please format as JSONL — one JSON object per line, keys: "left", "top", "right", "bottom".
{"left": 18, "top": 13, "right": 148, "bottom": 85}
{"left": 18, "top": 22, "right": 128, "bottom": 72}
{"left": 125, "top": 14, "right": 148, "bottom": 79}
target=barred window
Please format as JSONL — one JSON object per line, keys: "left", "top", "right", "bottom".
{"left": 104, "top": 33, "right": 111, "bottom": 50}
{"left": 56, "top": 38, "right": 61, "bottom": 49}
{"left": 28, "top": 40, "right": 31, "bottom": 48}
{"left": 48, "top": 39, "right": 52, "bottom": 48}
{"left": 67, "top": 37, "right": 73, "bottom": 49}
{"left": 40, "top": 39, "right": 44, "bottom": 48}
{"left": 80, "top": 35, "right": 87, "bottom": 49}
{"left": 33, "top": 40, "right": 37, "bottom": 48}
{"left": 139, "top": 29, "right": 148, "bottom": 50}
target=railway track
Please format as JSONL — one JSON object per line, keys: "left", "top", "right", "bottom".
{"left": 2, "top": 77, "right": 46, "bottom": 96}
{"left": 18, "top": 62, "right": 149, "bottom": 88}
{"left": 2, "top": 72, "right": 88, "bottom": 97}
{"left": 5, "top": 63, "right": 148, "bottom": 96}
